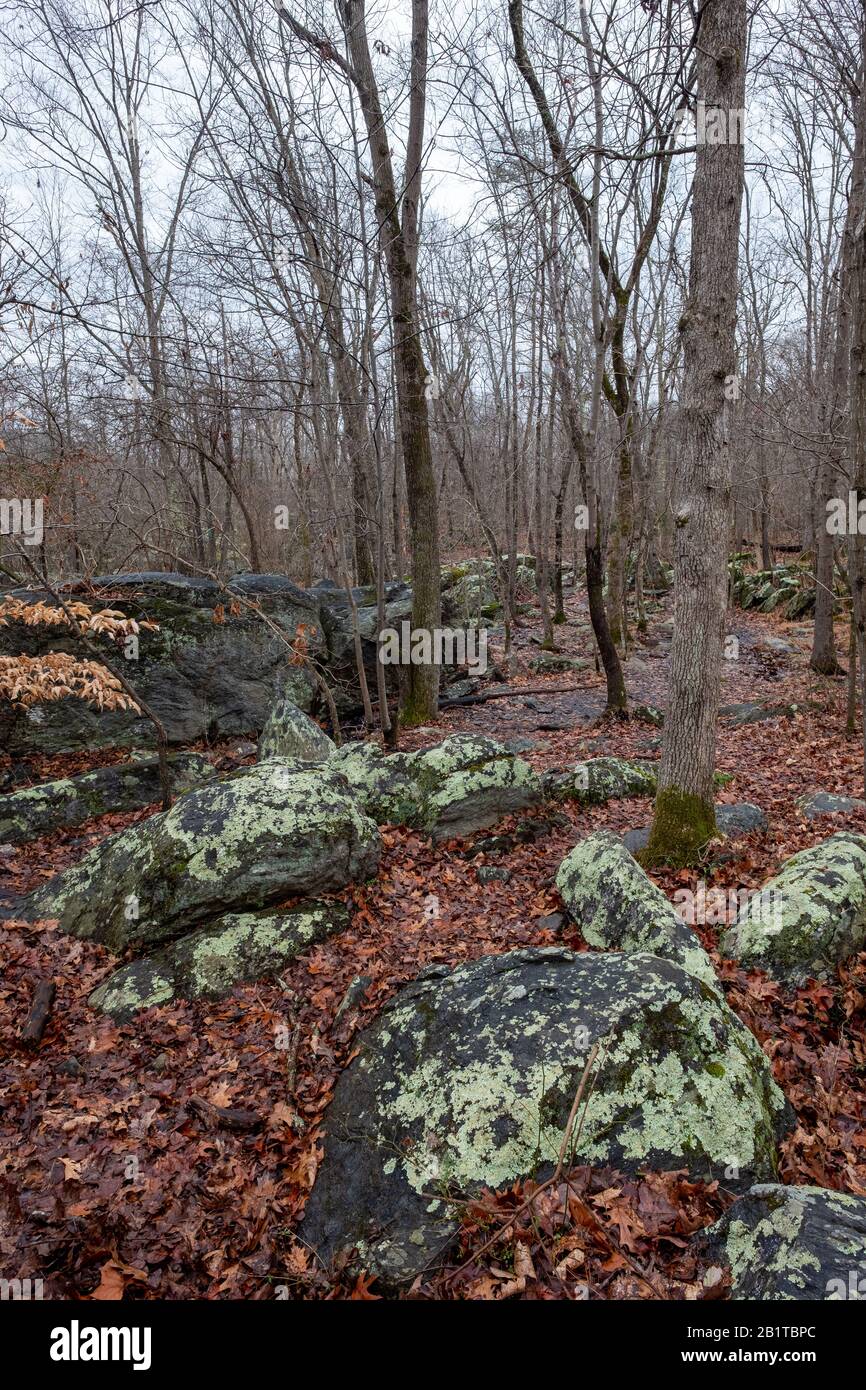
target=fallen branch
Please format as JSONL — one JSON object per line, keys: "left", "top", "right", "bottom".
{"left": 20, "top": 980, "right": 55, "bottom": 1046}
{"left": 188, "top": 1096, "right": 262, "bottom": 1132}
{"left": 439, "top": 682, "right": 592, "bottom": 709}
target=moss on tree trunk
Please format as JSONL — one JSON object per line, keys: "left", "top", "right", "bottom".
{"left": 639, "top": 787, "right": 717, "bottom": 869}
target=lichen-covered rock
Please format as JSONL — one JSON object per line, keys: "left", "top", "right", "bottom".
{"left": 327, "top": 743, "right": 424, "bottom": 826}
{"left": 798, "top": 791, "right": 866, "bottom": 820}
{"left": 326, "top": 734, "right": 542, "bottom": 840}
{"left": 545, "top": 756, "right": 658, "bottom": 804}
{"left": 258, "top": 695, "right": 334, "bottom": 762}
{"left": 701, "top": 1185, "right": 866, "bottom": 1300}
{"left": 528, "top": 653, "right": 591, "bottom": 675}
{"left": 720, "top": 832, "right": 866, "bottom": 983}
{"left": 302, "top": 948, "right": 790, "bottom": 1283}
{"left": 89, "top": 902, "right": 348, "bottom": 1021}
{"left": 21, "top": 762, "right": 380, "bottom": 951}
{"left": 444, "top": 570, "right": 499, "bottom": 621}
{"left": 0, "top": 752, "right": 213, "bottom": 845}
{"left": 555, "top": 831, "right": 717, "bottom": 988}
{"left": 407, "top": 735, "right": 543, "bottom": 841}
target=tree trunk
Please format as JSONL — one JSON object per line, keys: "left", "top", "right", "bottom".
{"left": 643, "top": 0, "right": 747, "bottom": 867}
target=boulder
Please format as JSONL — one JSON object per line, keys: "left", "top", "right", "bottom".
{"left": 258, "top": 695, "right": 334, "bottom": 762}
{"left": 798, "top": 791, "right": 866, "bottom": 820}
{"left": 407, "top": 735, "right": 543, "bottom": 840}
{"left": 702, "top": 1184, "right": 866, "bottom": 1301}
{"left": 0, "top": 752, "right": 213, "bottom": 845}
{"left": 622, "top": 803, "right": 768, "bottom": 855}
{"left": 327, "top": 735, "right": 542, "bottom": 840}
{"left": 528, "top": 653, "right": 591, "bottom": 675}
{"left": 720, "top": 701, "right": 808, "bottom": 727}
{"left": 21, "top": 762, "right": 381, "bottom": 951}
{"left": 0, "top": 572, "right": 495, "bottom": 751}
{"left": 633, "top": 704, "right": 664, "bottom": 727}
{"left": 720, "top": 832, "right": 866, "bottom": 983}
{"left": 546, "top": 756, "right": 657, "bottom": 804}
{"left": 555, "top": 831, "right": 717, "bottom": 988}
{"left": 302, "top": 947, "right": 790, "bottom": 1283}
{"left": 89, "top": 902, "right": 348, "bottom": 1021}
{"left": 0, "top": 574, "right": 323, "bottom": 754}
{"left": 327, "top": 742, "right": 425, "bottom": 826}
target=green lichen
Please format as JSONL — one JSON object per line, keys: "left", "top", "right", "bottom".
{"left": 721, "top": 832, "right": 866, "bottom": 981}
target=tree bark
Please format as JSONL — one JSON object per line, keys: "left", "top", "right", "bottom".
{"left": 643, "top": 0, "right": 747, "bottom": 866}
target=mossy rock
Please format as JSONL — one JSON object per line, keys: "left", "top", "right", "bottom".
{"left": 701, "top": 1185, "right": 866, "bottom": 1300}
{"left": 21, "top": 762, "right": 381, "bottom": 951}
{"left": 556, "top": 831, "right": 718, "bottom": 989}
{"left": 302, "top": 948, "right": 791, "bottom": 1284}
{"left": 0, "top": 752, "right": 213, "bottom": 845}
{"left": 89, "top": 902, "right": 349, "bottom": 1021}
{"left": 720, "top": 831, "right": 866, "bottom": 983}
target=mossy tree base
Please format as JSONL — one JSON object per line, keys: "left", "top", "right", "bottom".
{"left": 638, "top": 786, "right": 717, "bottom": 870}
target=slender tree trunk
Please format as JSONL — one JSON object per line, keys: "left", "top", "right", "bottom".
{"left": 643, "top": 0, "right": 747, "bottom": 866}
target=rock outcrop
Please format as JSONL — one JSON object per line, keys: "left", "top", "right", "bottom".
{"left": 0, "top": 752, "right": 213, "bottom": 845}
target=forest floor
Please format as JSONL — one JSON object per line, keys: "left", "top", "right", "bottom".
{"left": 2, "top": 583, "right": 865, "bottom": 1301}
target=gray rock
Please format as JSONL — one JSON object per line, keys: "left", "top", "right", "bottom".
{"left": 475, "top": 866, "right": 511, "bottom": 885}
{"left": 329, "top": 736, "right": 542, "bottom": 840}
{"left": 258, "top": 696, "right": 334, "bottom": 762}
{"left": 0, "top": 574, "right": 323, "bottom": 754}
{"left": 528, "top": 653, "right": 591, "bottom": 675}
{"left": 302, "top": 948, "right": 790, "bottom": 1284}
{"left": 716, "top": 803, "right": 769, "bottom": 836}
{"left": 633, "top": 704, "right": 664, "bottom": 727}
{"left": 89, "top": 902, "right": 348, "bottom": 1021}
{"left": 720, "top": 701, "right": 807, "bottom": 727}
{"left": 798, "top": 791, "right": 866, "bottom": 820}
{"left": 622, "top": 806, "right": 772, "bottom": 856}
{"left": 556, "top": 831, "right": 717, "bottom": 988}
{"left": 623, "top": 802, "right": 767, "bottom": 855}
{"left": 0, "top": 753, "right": 213, "bottom": 845}
{"left": 327, "top": 741, "right": 425, "bottom": 826}
{"left": 0, "top": 571, "right": 487, "bottom": 753}
{"left": 537, "top": 912, "right": 566, "bottom": 933}
{"left": 702, "top": 1184, "right": 866, "bottom": 1300}
{"left": 21, "top": 762, "right": 381, "bottom": 951}
{"left": 720, "top": 831, "right": 866, "bottom": 982}
{"left": 503, "top": 737, "right": 538, "bottom": 754}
